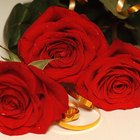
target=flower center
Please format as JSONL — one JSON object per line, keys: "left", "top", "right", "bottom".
{"left": 52, "top": 50, "right": 67, "bottom": 58}
{"left": 0, "top": 95, "right": 21, "bottom": 112}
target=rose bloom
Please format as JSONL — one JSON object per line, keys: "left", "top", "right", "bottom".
{"left": 0, "top": 62, "right": 68, "bottom": 135}
{"left": 76, "top": 40, "right": 140, "bottom": 110}
{"left": 18, "top": 6, "right": 108, "bottom": 83}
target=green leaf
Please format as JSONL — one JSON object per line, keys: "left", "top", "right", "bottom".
{"left": 127, "top": 11, "right": 140, "bottom": 45}
{"left": 0, "top": 45, "right": 21, "bottom": 62}
{"left": 1, "top": 56, "right": 11, "bottom": 62}
{"left": 29, "top": 59, "right": 53, "bottom": 70}
{"left": 99, "top": 0, "right": 130, "bottom": 19}
{"left": 124, "top": 23, "right": 135, "bottom": 30}
{"left": 4, "top": 3, "right": 31, "bottom": 52}
{"left": 127, "top": 0, "right": 140, "bottom": 5}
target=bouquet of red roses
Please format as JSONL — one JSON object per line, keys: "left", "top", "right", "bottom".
{"left": 0, "top": 0, "right": 140, "bottom": 136}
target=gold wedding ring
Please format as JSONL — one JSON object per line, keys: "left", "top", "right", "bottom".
{"left": 58, "top": 107, "right": 101, "bottom": 131}
{"left": 62, "top": 101, "right": 79, "bottom": 122}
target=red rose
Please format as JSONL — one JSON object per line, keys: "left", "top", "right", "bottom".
{"left": 18, "top": 6, "right": 108, "bottom": 83}
{"left": 76, "top": 40, "right": 140, "bottom": 110}
{"left": 0, "top": 62, "right": 68, "bottom": 135}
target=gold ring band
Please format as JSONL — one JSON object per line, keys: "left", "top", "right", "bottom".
{"left": 57, "top": 107, "right": 101, "bottom": 131}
